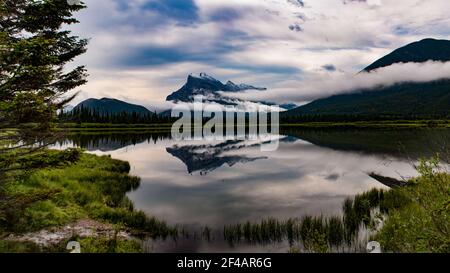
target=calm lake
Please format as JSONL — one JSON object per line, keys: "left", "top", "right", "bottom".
{"left": 55, "top": 127, "right": 450, "bottom": 252}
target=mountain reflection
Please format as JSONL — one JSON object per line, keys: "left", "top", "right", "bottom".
{"left": 57, "top": 128, "right": 450, "bottom": 164}
{"left": 58, "top": 131, "right": 170, "bottom": 152}
{"left": 166, "top": 140, "right": 268, "bottom": 175}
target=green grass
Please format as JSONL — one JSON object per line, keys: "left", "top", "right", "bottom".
{"left": 0, "top": 240, "right": 42, "bottom": 253}
{"left": 51, "top": 236, "right": 143, "bottom": 253}
{"left": 0, "top": 149, "right": 177, "bottom": 253}
{"left": 75, "top": 236, "right": 142, "bottom": 253}
{"left": 375, "top": 172, "right": 450, "bottom": 253}
{"left": 1, "top": 151, "right": 177, "bottom": 239}
{"left": 0, "top": 236, "right": 142, "bottom": 253}
{"left": 223, "top": 189, "right": 390, "bottom": 253}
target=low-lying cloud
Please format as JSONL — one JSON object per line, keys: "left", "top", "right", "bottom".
{"left": 222, "top": 61, "right": 450, "bottom": 105}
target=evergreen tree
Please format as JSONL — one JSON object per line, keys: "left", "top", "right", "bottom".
{"left": 1, "top": 0, "right": 87, "bottom": 128}
{"left": 1, "top": 0, "right": 88, "bottom": 225}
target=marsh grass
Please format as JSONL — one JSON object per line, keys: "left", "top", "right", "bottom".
{"left": 0, "top": 151, "right": 177, "bottom": 239}
{"left": 223, "top": 187, "right": 409, "bottom": 252}
{"left": 223, "top": 156, "right": 449, "bottom": 253}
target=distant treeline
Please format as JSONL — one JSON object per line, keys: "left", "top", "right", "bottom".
{"left": 58, "top": 106, "right": 174, "bottom": 124}
{"left": 59, "top": 107, "right": 450, "bottom": 125}
{"left": 280, "top": 114, "right": 450, "bottom": 123}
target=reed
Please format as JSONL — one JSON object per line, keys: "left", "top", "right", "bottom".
{"left": 223, "top": 188, "right": 396, "bottom": 252}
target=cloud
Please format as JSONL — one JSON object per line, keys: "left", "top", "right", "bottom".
{"left": 289, "top": 24, "right": 303, "bottom": 32}
{"left": 208, "top": 7, "right": 242, "bottom": 22}
{"left": 342, "top": 0, "right": 382, "bottom": 6}
{"left": 287, "top": 0, "right": 305, "bottom": 8}
{"left": 223, "top": 61, "right": 450, "bottom": 104}
{"left": 66, "top": 0, "right": 450, "bottom": 108}
{"left": 322, "top": 64, "right": 337, "bottom": 71}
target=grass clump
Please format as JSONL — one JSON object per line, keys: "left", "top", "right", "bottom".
{"left": 0, "top": 236, "right": 143, "bottom": 253}
{"left": 0, "top": 240, "right": 42, "bottom": 253}
{"left": 0, "top": 151, "right": 176, "bottom": 239}
{"left": 75, "top": 236, "right": 142, "bottom": 253}
{"left": 223, "top": 187, "right": 410, "bottom": 252}
{"left": 49, "top": 236, "right": 143, "bottom": 253}
{"left": 375, "top": 172, "right": 450, "bottom": 252}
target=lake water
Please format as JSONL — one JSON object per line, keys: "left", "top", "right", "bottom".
{"left": 55, "top": 128, "right": 450, "bottom": 252}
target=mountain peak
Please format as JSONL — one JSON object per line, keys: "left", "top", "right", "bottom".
{"left": 419, "top": 38, "right": 439, "bottom": 42}
{"left": 199, "top": 72, "right": 215, "bottom": 79}
{"left": 167, "top": 73, "right": 266, "bottom": 103}
{"left": 188, "top": 73, "right": 220, "bottom": 82}
{"left": 364, "top": 38, "right": 450, "bottom": 72}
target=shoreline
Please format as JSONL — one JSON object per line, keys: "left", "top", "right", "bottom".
{"left": 54, "top": 120, "right": 450, "bottom": 131}
{"left": 0, "top": 151, "right": 176, "bottom": 253}
{"left": 1, "top": 148, "right": 448, "bottom": 253}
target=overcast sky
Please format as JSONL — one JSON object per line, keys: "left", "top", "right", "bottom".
{"left": 69, "top": 0, "right": 450, "bottom": 110}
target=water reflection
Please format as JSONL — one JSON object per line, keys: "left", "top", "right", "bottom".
{"left": 283, "top": 128, "right": 450, "bottom": 161}
{"left": 166, "top": 140, "right": 268, "bottom": 175}
{"left": 58, "top": 128, "right": 450, "bottom": 161}
{"left": 57, "top": 131, "right": 170, "bottom": 152}
{"left": 54, "top": 128, "right": 450, "bottom": 252}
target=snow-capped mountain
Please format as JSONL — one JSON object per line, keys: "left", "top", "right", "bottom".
{"left": 166, "top": 73, "right": 267, "bottom": 105}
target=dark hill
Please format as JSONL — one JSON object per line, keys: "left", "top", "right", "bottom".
{"left": 73, "top": 98, "right": 152, "bottom": 116}
{"left": 364, "top": 38, "right": 450, "bottom": 72}
{"left": 283, "top": 39, "right": 450, "bottom": 120}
